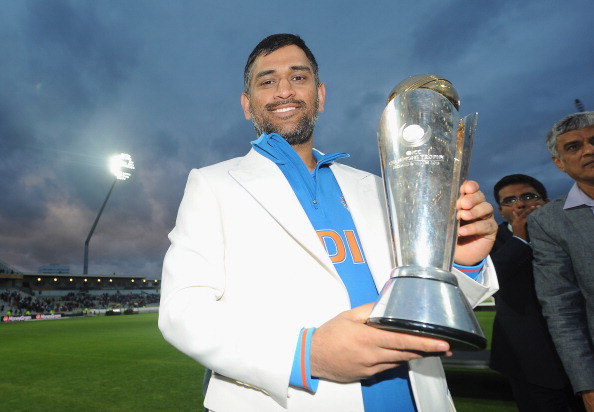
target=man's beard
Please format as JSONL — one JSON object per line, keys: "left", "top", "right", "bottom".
{"left": 249, "top": 98, "right": 318, "bottom": 145}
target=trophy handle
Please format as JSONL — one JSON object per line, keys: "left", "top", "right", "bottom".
{"left": 455, "top": 113, "right": 478, "bottom": 187}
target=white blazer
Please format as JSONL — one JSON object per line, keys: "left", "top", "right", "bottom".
{"left": 158, "top": 149, "right": 498, "bottom": 412}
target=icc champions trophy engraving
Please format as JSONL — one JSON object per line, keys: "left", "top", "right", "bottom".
{"left": 367, "top": 74, "right": 487, "bottom": 351}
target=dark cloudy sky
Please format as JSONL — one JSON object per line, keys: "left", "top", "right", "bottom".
{"left": 1, "top": 0, "right": 592, "bottom": 277}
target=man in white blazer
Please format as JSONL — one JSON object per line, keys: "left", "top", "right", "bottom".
{"left": 159, "top": 33, "right": 498, "bottom": 412}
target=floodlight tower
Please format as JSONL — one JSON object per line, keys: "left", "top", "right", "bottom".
{"left": 575, "top": 99, "right": 586, "bottom": 112}
{"left": 83, "top": 153, "right": 135, "bottom": 275}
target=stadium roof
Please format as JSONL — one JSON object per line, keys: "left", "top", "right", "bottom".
{"left": 30, "top": 273, "right": 155, "bottom": 281}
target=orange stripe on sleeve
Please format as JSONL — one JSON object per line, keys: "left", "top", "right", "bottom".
{"left": 300, "top": 328, "right": 309, "bottom": 390}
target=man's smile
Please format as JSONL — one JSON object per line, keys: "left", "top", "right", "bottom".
{"left": 266, "top": 99, "right": 304, "bottom": 115}
{"left": 272, "top": 106, "right": 296, "bottom": 113}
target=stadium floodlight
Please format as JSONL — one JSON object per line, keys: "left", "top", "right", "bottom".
{"left": 109, "top": 153, "right": 135, "bottom": 180}
{"left": 83, "top": 153, "right": 135, "bottom": 275}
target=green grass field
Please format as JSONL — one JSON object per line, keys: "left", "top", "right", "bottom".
{"left": 0, "top": 311, "right": 516, "bottom": 411}
{"left": 0, "top": 313, "right": 204, "bottom": 412}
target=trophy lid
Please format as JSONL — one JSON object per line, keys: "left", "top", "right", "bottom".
{"left": 387, "top": 74, "right": 460, "bottom": 110}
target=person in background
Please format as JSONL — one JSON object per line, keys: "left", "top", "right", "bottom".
{"left": 490, "top": 174, "right": 582, "bottom": 411}
{"left": 529, "top": 111, "right": 594, "bottom": 412}
{"left": 159, "top": 33, "right": 499, "bottom": 412}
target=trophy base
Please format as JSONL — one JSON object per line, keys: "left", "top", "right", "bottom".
{"left": 368, "top": 266, "right": 487, "bottom": 352}
{"left": 367, "top": 316, "right": 487, "bottom": 351}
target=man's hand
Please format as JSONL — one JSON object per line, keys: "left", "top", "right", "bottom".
{"left": 454, "top": 180, "right": 497, "bottom": 266}
{"left": 510, "top": 205, "right": 542, "bottom": 241}
{"left": 310, "top": 303, "right": 451, "bottom": 383}
{"left": 582, "top": 390, "right": 594, "bottom": 412}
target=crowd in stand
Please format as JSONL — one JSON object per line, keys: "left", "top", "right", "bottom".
{"left": 95, "top": 291, "right": 160, "bottom": 308}
{"left": 1, "top": 289, "right": 160, "bottom": 316}
{"left": 1, "top": 290, "right": 56, "bottom": 314}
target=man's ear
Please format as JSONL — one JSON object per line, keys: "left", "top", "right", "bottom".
{"left": 240, "top": 93, "right": 252, "bottom": 120}
{"left": 552, "top": 156, "right": 566, "bottom": 173}
{"left": 317, "top": 83, "right": 326, "bottom": 113}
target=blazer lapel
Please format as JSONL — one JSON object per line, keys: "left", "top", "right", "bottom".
{"left": 229, "top": 149, "right": 340, "bottom": 278}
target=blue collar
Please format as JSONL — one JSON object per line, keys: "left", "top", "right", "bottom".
{"left": 251, "top": 133, "right": 349, "bottom": 174}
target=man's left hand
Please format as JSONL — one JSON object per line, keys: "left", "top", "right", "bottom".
{"left": 453, "top": 180, "right": 497, "bottom": 266}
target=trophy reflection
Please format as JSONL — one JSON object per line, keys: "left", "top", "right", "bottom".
{"left": 367, "top": 74, "right": 486, "bottom": 351}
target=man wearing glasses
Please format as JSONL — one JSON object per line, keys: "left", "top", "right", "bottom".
{"left": 529, "top": 111, "right": 594, "bottom": 412}
{"left": 489, "top": 174, "right": 579, "bottom": 411}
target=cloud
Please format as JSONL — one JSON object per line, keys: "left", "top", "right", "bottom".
{"left": 1, "top": 0, "right": 592, "bottom": 274}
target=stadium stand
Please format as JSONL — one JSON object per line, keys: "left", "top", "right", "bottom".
{"left": 0, "top": 260, "right": 160, "bottom": 319}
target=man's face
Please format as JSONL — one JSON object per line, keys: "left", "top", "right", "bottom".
{"left": 241, "top": 45, "right": 325, "bottom": 145}
{"left": 553, "top": 125, "right": 594, "bottom": 186}
{"left": 497, "top": 183, "right": 546, "bottom": 224}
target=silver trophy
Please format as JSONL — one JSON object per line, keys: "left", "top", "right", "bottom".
{"left": 367, "top": 74, "right": 486, "bottom": 351}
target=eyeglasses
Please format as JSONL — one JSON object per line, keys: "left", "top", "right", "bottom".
{"left": 500, "top": 193, "right": 542, "bottom": 207}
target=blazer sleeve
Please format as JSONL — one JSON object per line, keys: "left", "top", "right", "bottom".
{"left": 528, "top": 211, "right": 594, "bottom": 393}
{"left": 453, "top": 256, "right": 498, "bottom": 307}
{"left": 158, "top": 169, "right": 299, "bottom": 406}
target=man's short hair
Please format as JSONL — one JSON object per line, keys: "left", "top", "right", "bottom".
{"left": 493, "top": 174, "right": 548, "bottom": 205}
{"left": 243, "top": 33, "right": 319, "bottom": 95}
{"left": 546, "top": 111, "right": 594, "bottom": 156}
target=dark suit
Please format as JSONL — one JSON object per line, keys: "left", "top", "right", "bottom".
{"left": 490, "top": 222, "right": 575, "bottom": 411}
{"left": 529, "top": 196, "right": 594, "bottom": 395}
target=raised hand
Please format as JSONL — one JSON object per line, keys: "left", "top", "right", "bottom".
{"left": 454, "top": 180, "right": 498, "bottom": 266}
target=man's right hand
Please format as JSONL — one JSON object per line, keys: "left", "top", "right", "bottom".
{"left": 309, "top": 303, "right": 451, "bottom": 383}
